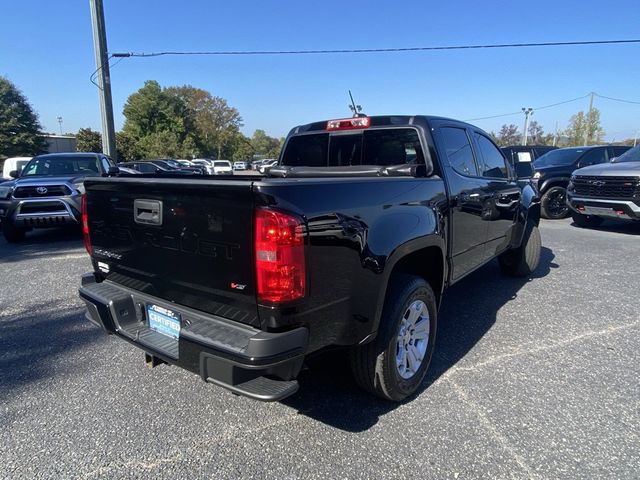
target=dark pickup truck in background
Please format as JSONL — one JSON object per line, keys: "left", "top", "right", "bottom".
{"left": 79, "top": 115, "right": 541, "bottom": 402}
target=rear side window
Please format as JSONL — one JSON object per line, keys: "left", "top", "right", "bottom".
{"left": 439, "top": 127, "right": 478, "bottom": 176}
{"left": 474, "top": 133, "right": 508, "bottom": 178}
{"left": 281, "top": 129, "right": 424, "bottom": 167}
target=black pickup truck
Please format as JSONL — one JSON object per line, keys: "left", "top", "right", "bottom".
{"left": 79, "top": 115, "right": 541, "bottom": 402}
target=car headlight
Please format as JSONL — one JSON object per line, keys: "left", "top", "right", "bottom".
{"left": 0, "top": 186, "right": 13, "bottom": 199}
{"left": 532, "top": 172, "right": 541, "bottom": 179}
{"left": 73, "top": 181, "right": 85, "bottom": 194}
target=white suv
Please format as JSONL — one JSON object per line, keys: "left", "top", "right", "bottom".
{"left": 212, "top": 160, "right": 233, "bottom": 175}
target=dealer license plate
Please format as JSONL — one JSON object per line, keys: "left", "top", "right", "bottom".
{"left": 147, "top": 304, "right": 181, "bottom": 339}
{"left": 583, "top": 206, "right": 616, "bottom": 217}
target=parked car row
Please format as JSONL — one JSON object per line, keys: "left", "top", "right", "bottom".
{"left": 1, "top": 139, "right": 637, "bottom": 244}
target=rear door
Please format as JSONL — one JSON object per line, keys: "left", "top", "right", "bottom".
{"left": 85, "top": 177, "right": 260, "bottom": 326}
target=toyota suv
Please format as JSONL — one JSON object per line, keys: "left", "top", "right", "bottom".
{"left": 0, "top": 152, "right": 115, "bottom": 242}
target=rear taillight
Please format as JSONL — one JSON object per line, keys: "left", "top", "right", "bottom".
{"left": 254, "top": 208, "right": 306, "bottom": 303}
{"left": 81, "top": 194, "right": 92, "bottom": 255}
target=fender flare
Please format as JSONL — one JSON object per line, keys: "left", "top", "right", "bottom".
{"left": 539, "top": 177, "right": 570, "bottom": 194}
{"left": 369, "top": 233, "right": 447, "bottom": 335}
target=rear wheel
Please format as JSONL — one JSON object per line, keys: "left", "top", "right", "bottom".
{"left": 571, "top": 210, "right": 603, "bottom": 228}
{"left": 541, "top": 186, "right": 569, "bottom": 219}
{"left": 350, "top": 275, "right": 437, "bottom": 402}
{"left": 2, "top": 221, "right": 27, "bottom": 243}
{"left": 498, "top": 221, "right": 541, "bottom": 277}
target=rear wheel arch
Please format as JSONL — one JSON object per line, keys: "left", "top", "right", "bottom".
{"left": 388, "top": 246, "right": 445, "bottom": 307}
{"left": 370, "top": 243, "right": 446, "bottom": 338}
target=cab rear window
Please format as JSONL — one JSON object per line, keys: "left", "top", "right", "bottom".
{"left": 282, "top": 129, "right": 424, "bottom": 167}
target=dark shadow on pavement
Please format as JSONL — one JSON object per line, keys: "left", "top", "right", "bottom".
{"left": 0, "top": 300, "right": 103, "bottom": 404}
{"left": 0, "top": 227, "right": 83, "bottom": 263}
{"left": 283, "top": 247, "right": 556, "bottom": 432}
{"left": 570, "top": 219, "right": 640, "bottom": 236}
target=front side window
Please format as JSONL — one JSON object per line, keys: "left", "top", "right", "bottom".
{"left": 613, "top": 145, "right": 640, "bottom": 163}
{"left": 438, "top": 127, "right": 478, "bottom": 176}
{"left": 579, "top": 148, "right": 608, "bottom": 167}
{"left": 474, "top": 133, "right": 508, "bottom": 178}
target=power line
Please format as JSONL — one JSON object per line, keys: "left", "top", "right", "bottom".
{"left": 595, "top": 93, "right": 640, "bottom": 105}
{"left": 465, "top": 93, "right": 591, "bottom": 121}
{"left": 110, "top": 38, "right": 640, "bottom": 58}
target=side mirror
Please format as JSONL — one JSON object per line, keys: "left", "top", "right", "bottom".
{"left": 9, "top": 170, "right": 19, "bottom": 178}
{"left": 609, "top": 157, "right": 618, "bottom": 163}
{"left": 107, "top": 166, "right": 120, "bottom": 175}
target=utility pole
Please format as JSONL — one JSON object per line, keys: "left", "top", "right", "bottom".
{"left": 57, "top": 116, "right": 63, "bottom": 135}
{"left": 553, "top": 121, "right": 559, "bottom": 146}
{"left": 90, "top": 0, "right": 117, "bottom": 161}
{"left": 521, "top": 108, "right": 533, "bottom": 146}
{"left": 583, "top": 92, "right": 595, "bottom": 146}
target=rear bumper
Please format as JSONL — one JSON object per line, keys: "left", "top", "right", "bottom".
{"left": 79, "top": 273, "right": 308, "bottom": 401}
{"left": 566, "top": 193, "right": 640, "bottom": 221}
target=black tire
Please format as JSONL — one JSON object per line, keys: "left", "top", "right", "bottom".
{"left": 570, "top": 210, "right": 603, "bottom": 229}
{"left": 498, "top": 221, "right": 541, "bottom": 277}
{"left": 2, "top": 221, "right": 26, "bottom": 243}
{"left": 541, "top": 186, "right": 569, "bottom": 219}
{"left": 350, "top": 274, "right": 437, "bottom": 402}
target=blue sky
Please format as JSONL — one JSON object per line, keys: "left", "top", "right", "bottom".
{"left": 2, "top": 1, "right": 639, "bottom": 141}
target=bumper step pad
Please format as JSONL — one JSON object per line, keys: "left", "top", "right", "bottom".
{"left": 207, "top": 375, "right": 299, "bottom": 402}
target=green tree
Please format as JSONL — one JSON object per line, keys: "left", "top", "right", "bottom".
{"left": 565, "top": 111, "right": 586, "bottom": 146}
{"left": 564, "top": 109, "right": 605, "bottom": 146}
{"left": 167, "top": 85, "right": 243, "bottom": 158}
{"left": 251, "top": 129, "right": 282, "bottom": 158}
{"left": 496, "top": 124, "right": 521, "bottom": 146}
{"left": 585, "top": 108, "right": 604, "bottom": 145}
{"left": 76, "top": 127, "right": 102, "bottom": 152}
{"left": 115, "top": 131, "right": 139, "bottom": 162}
{"left": 0, "top": 76, "right": 46, "bottom": 159}
{"left": 527, "top": 121, "right": 544, "bottom": 144}
{"left": 121, "top": 81, "right": 244, "bottom": 160}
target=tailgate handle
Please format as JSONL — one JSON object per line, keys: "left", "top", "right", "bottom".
{"left": 134, "top": 199, "right": 163, "bottom": 226}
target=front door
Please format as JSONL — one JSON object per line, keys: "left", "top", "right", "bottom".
{"left": 436, "top": 126, "right": 491, "bottom": 281}
{"left": 471, "top": 131, "right": 521, "bottom": 259}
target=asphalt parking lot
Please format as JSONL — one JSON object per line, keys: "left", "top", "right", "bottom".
{"left": 1, "top": 219, "right": 638, "bottom": 479}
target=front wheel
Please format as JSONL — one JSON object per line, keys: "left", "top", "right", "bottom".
{"left": 350, "top": 275, "right": 437, "bottom": 402}
{"left": 541, "top": 186, "right": 569, "bottom": 219}
{"left": 570, "top": 210, "right": 603, "bottom": 229}
{"left": 2, "top": 221, "right": 27, "bottom": 243}
{"left": 498, "top": 221, "right": 541, "bottom": 277}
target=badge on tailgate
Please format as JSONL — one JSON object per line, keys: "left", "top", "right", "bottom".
{"left": 134, "top": 199, "right": 163, "bottom": 226}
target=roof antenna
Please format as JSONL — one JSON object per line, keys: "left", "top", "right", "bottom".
{"left": 348, "top": 90, "right": 365, "bottom": 117}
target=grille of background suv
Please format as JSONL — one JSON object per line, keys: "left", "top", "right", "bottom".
{"left": 573, "top": 176, "right": 640, "bottom": 198}
{"left": 13, "top": 185, "right": 72, "bottom": 198}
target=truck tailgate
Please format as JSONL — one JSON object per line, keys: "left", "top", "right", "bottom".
{"left": 84, "top": 177, "right": 259, "bottom": 326}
